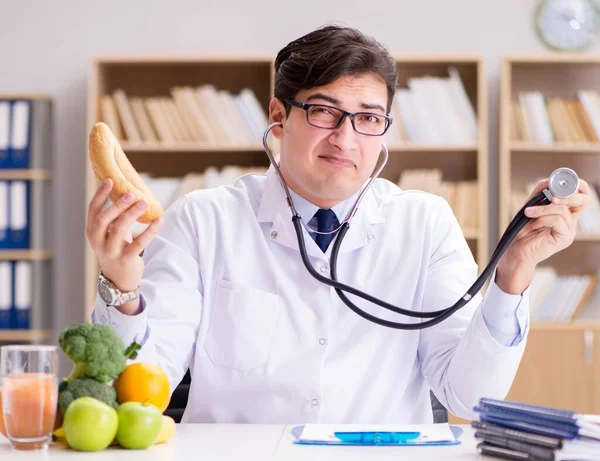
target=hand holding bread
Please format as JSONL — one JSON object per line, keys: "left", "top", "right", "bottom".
{"left": 88, "top": 122, "right": 163, "bottom": 223}
{"left": 85, "top": 122, "right": 164, "bottom": 312}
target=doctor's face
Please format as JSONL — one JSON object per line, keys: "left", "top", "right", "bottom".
{"left": 270, "top": 73, "right": 388, "bottom": 208}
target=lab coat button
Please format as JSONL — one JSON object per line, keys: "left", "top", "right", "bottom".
{"left": 319, "top": 338, "right": 327, "bottom": 345}
{"left": 367, "top": 233, "right": 375, "bottom": 240}
{"left": 319, "top": 265, "right": 328, "bottom": 274}
{"left": 271, "top": 231, "right": 278, "bottom": 239}
{"left": 311, "top": 399, "right": 319, "bottom": 406}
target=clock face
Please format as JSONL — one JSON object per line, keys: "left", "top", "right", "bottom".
{"left": 535, "top": 0, "right": 600, "bottom": 51}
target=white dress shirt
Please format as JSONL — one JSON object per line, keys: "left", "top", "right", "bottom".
{"left": 91, "top": 165, "right": 531, "bottom": 424}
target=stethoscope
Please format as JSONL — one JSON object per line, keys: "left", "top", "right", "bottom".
{"left": 262, "top": 122, "right": 580, "bottom": 330}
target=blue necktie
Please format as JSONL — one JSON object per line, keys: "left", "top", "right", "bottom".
{"left": 314, "top": 208, "right": 339, "bottom": 252}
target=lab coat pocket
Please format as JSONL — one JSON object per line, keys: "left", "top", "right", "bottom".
{"left": 204, "top": 279, "right": 281, "bottom": 371}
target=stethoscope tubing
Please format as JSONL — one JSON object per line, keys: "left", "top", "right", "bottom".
{"left": 262, "top": 122, "right": 577, "bottom": 329}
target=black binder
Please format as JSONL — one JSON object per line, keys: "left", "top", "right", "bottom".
{"left": 471, "top": 421, "right": 562, "bottom": 449}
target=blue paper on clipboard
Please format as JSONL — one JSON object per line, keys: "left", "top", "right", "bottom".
{"left": 292, "top": 423, "right": 463, "bottom": 446}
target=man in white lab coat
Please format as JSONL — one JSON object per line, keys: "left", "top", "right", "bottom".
{"left": 87, "top": 25, "right": 590, "bottom": 424}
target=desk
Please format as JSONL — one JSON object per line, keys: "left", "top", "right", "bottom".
{"left": 0, "top": 424, "right": 482, "bottom": 460}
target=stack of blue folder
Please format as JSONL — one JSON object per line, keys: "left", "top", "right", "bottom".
{"left": 472, "top": 398, "right": 600, "bottom": 460}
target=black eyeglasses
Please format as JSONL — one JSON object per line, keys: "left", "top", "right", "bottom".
{"left": 284, "top": 99, "right": 393, "bottom": 136}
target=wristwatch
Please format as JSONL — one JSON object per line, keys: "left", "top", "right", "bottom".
{"left": 97, "top": 273, "right": 140, "bottom": 307}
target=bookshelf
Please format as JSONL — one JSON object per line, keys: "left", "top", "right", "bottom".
{"left": 500, "top": 55, "right": 600, "bottom": 414}
{"left": 85, "top": 56, "right": 274, "bottom": 318}
{"left": 386, "top": 55, "right": 488, "bottom": 277}
{"left": 0, "top": 94, "right": 54, "bottom": 345}
{"left": 84, "top": 55, "right": 489, "bottom": 325}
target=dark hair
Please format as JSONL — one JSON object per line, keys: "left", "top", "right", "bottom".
{"left": 274, "top": 25, "right": 398, "bottom": 114}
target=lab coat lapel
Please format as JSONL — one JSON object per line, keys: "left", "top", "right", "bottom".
{"left": 257, "top": 166, "right": 385, "bottom": 257}
{"left": 333, "top": 190, "right": 384, "bottom": 255}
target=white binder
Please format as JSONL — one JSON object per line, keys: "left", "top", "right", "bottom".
{"left": 13, "top": 261, "right": 31, "bottom": 329}
{"left": 0, "top": 181, "right": 7, "bottom": 247}
{"left": 9, "top": 180, "right": 27, "bottom": 248}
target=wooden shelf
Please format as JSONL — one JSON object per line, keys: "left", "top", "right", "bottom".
{"left": 120, "top": 142, "right": 264, "bottom": 153}
{"left": 0, "top": 169, "right": 53, "bottom": 180}
{"left": 510, "top": 142, "right": 600, "bottom": 153}
{"left": 462, "top": 228, "right": 479, "bottom": 239}
{"left": 119, "top": 142, "right": 480, "bottom": 154}
{"left": 505, "top": 54, "right": 600, "bottom": 64}
{"left": 0, "top": 330, "right": 53, "bottom": 342}
{"left": 575, "top": 234, "right": 600, "bottom": 242}
{"left": 92, "top": 55, "right": 273, "bottom": 64}
{"left": 0, "top": 94, "right": 52, "bottom": 101}
{"left": 386, "top": 143, "right": 478, "bottom": 152}
{"left": 0, "top": 250, "right": 53, "bottom": 261}
{"left": 531, "top": 322, "right": 600, "bottom": 330}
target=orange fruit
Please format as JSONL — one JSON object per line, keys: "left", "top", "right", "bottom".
{"left": 113, "top": 363, "right": 170, "bottom": 412}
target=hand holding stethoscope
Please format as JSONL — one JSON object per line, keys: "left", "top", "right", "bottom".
{"left": 499, "top": 175, "right": 591, "bottom": 288}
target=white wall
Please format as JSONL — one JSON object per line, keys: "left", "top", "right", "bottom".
{"left": 0, "top": 0, "right": 577, "bottom": 367}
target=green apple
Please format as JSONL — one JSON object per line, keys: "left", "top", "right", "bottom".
{"left": 63, "top": 396, "right": 119, "bottom": 451}
{"left": 116, "top": 401, "right": 163, "bottom": 449}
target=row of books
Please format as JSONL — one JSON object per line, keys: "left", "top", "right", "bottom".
{"left": 384, "top": 67, "right": 478, "bottom": 144}
{"left": 397, "top": 168, "right": 479, "bottom": 232}
{"left": 132, "top": 166, "right": 481, "bottom": 236}
{"left": 530, "top": 268, "right": 600, "bottom": 322}
{"left": 472, "top": 397, "right": 600, "bottom": 461}
{"left": 512, "top": 180, "right": 600, "bottom": 235}
{"left": 0, "top": 98, "right": 52, "bottom": 169}
{"left": 511, "top": 91, "right": 600, "bottom": 143}
{"left": 129, "top": 166, "right": 267, "bottom": 237}
{"left": 100, "top": 86, "right": 269, "bottom": 146}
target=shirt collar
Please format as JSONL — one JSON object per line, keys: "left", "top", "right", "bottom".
{"left": 287, "top": 185, "right": 361, "bottom": 230}
{"left": 257, "top": 162, "right": 384, "bottom": 227}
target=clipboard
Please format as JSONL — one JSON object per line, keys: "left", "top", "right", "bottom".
{"left": 291, "top": 423, "right": 463, "bottom": 446}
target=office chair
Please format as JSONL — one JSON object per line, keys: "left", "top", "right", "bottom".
{"left": 166, "top": 371, "right": 449, "bottom": 424}
{"left": 430, "top": 391, "right": 449, "bottom": 423}
{"left": 165, "top": 370, "right": 191, "bottom": 423}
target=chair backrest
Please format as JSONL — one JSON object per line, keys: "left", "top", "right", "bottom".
{"left": 430, "top": 390, "right": 449, "bottom": 423}
{"left": 164, "top": 370, "right": 191, "bottom": 423}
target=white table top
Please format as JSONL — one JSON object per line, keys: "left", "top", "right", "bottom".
{"left": 0, "top": 424, "right": 483, "bottom": 460}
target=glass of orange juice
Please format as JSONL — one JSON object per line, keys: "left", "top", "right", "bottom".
{"left": 0, "top": 345, "right": 58, "bottom": 451}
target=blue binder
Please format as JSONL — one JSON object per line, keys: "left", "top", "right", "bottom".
{"left": 12, "top": 261, "right": 31, "bottom": 329}
{"left": 8, "top": 99, "right": 31, "bottom": 169}
{"left": 0, "top": 100, "right": 10, "bottom": 169}
{"left": 0, "top": 261, "right": 11, "bottom": 329}
{"left": 474, "top": 398, "right": 600, "bottom": 441}
{"left": 0, "top": 180, "right": 7, "bottom": 248}
{"left": 7, "top": 180, "right": 30, "bottom": 249}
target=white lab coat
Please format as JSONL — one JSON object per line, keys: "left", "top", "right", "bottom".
{"left": 92, "top": 166, "right": 530, "bottom": 424}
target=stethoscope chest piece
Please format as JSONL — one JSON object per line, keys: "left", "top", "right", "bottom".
{"left": 548, "top": 167, "right": 579, "bottom": 198}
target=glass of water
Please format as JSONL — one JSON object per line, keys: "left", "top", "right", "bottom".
{"left": 0, "top": 345, "right": 58, "bottom": 451}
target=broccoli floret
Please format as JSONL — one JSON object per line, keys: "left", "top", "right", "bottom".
{"left": 59, "top": 323, "right": 141, "bottom": 383}
{"left": 58, "top": 378, "right": 118, "bottom": 415}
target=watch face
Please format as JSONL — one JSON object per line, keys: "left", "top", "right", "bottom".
{"left": 98, "top": 281, "right": 115, "bottom": 305}
{"left": 535, "top": 0, "right": 600, "bottom": 51}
